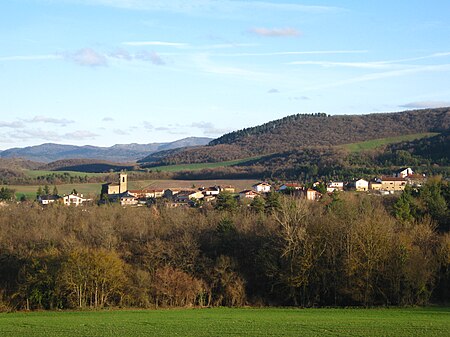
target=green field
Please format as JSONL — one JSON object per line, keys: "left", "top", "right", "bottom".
{"left": 5, "top": 183, "right": 104, "bottom": 200}
{"left": 0, "top": 307, "right": 448, "bottom": 337}
{"left": 149, "top": 157, "right": 261, "bottom": 172}
{"left": 341, "top": 132, "right": 438, "bottom": 153}
{"left": 24, "top": 170, "right": 106, "bottom": 178}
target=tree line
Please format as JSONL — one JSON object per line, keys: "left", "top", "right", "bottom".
{"left": 0, "top": 179, "right": 448, "bottom": 311}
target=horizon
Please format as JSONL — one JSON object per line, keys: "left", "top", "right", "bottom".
{"left": 1, "top": 0, "right": 450, "bottom": 150}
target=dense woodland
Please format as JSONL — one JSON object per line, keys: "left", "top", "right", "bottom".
{"left": 0, "top": 178, "right": 449, "bottom": 311}
{"left": 141, "top": 108, "right": 450, "bottom": 165}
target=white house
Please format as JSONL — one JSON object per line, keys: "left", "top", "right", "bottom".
{"left": 62, "top": 193, "right": 90, "bottom": 206}
{"left": 38, "top": 195, "right": 59, "bottom": 205}
{"left": 355, "top": 179, "right": 369, "bottom": 192}
{"left": 326, "top": 181, "right": 344, "bottom": 193}
{"left": 279, "top": 183, "right": 302, "bottom": 191}
{"left": 252, "top": 182, "right": 271, "bottom": 193}
{"left": 306, "top": 189, "right": 321, "bottom": 201}
{"left": 239, "top": 190, "right": 260, "bottom": 200}
{"left": 119, "top": 192, "right": 138, "bottom": 206}
{"left": 395, "top": 167, "right": 414, "bottom": 178}
{"left": 202, "top": 186, "right": 220, "bottom": 196}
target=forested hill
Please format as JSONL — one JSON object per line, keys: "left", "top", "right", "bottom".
{"left": 140, "top": 108, "right": 450, "bottom": 165}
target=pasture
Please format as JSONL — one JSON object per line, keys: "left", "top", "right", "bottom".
{"left": 341, "top": 132, "right": 438, "bottom": 153}
{"left": 0, "top": 307, "right": 448, "bottom": 337}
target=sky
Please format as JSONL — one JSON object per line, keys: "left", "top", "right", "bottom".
{"left": 1, "top": 0, "right": 450, "bottom": 150}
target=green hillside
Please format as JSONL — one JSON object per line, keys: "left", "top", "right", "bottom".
{"left": 341, "top": 132, "right": 438, "bottom": 152}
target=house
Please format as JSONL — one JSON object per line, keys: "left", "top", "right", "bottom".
{"left": 219, "top": 185, "right": 235, "bottom": 193}
{"left": 405, "top": 174, "right": 426, "bottom": 187}
{"left": 252, "top": 182, "right": 271, "bottom": 193}
{"left": 369, "top": 180, "right": 383, "bottom": 191}
{"left": 306, "top": 188, "right": 322, "bottom": 201}
{"left": 239, "top": 190, "right": 260, "bottom": 200}
{"left": 381, "top": 176, "right": 407, "bottom": 191}
{"left": 395, "top": 167, "right": 414, "bottom": 178}
{"left": 163, "top": 189, "right": 182, "bottom": 199}
{"left": 326, "top": 181, "right": 344, "bottom": 193}
{"left": 174, "top": 191, "right": 204, "bottom": 203}
{"left": 128, "top": 189, "right": 165, "bottom": 199}
{"left": 119, "top": 192, "right": 138, "bottom": 206}
{"left": 355, "top": 179, "right": 369, "bottom": 192}
{"left": 38, "top": 194, "right": 59, "bottom": 205}
{"left": 202, "top": 186, "right": 220, "bottom": 196}
{"left": 62, "top": 193, "right": 91, "bottom": 206}
{"left": 279, "top": 183, "right": 302, "bottom": 191}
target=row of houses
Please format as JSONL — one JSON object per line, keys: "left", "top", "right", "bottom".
{"left": 38, "top": 167, "right": 423, "bottom": 207}
{"left": 38, "top": 193, "right": 92, "bottom": 206}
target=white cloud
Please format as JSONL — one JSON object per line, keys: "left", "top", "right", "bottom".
{"left": 143, "top": 121, "right": 154, "bottom": 130}
{"left": 191, "top": 121, "right": 230, "bottom": 136}
{"left": 64, "top": 48, "right": 108, "bottom": 67}
{"left": 0, "top": 121, "right": 25, "bottom": 128}
{"left": 30, "top": 115, "right": 75, "bottom": 125}
{"left": 135, "top": 51, "right": 166, "bottom": 65}
{"left": 400, "top": 101, "right": 450, "bottom": 109}
{"left": 267, "top": 88, "right": 280, "bottom": 94}
{"left": 102, "top": 117, "right": 115, "bottom": 122}
{"left": 113, "top": 129, "right": 130, "bottom": 135}
{"left": 64, "top": 130, "right": 99, "bottom": 139}
{"left": 250, "top": 27, "right": 301, "bottom": 37}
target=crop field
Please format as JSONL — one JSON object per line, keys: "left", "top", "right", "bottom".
{"left": 341, "top": 132, "right": 438, "bottom": 153}
{"left": 0, "top": 307, "right": 449, "bottom": 337}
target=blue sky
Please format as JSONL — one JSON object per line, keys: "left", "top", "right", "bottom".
{"left": 1, "top": 0, "right": 450, "bottom": 150}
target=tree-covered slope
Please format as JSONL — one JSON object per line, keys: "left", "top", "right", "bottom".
{"left": 140, "top": 108, "right": 450, "bottom": 165}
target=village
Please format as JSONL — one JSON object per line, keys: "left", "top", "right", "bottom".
{"left": 35, "top": 167, "right": 426, "bottom": 207}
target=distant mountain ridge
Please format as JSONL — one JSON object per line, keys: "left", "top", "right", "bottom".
{"left": 0, "top": 137, "right": 212, "bottom": 163}
{"left": 140, "top": 108, "right": 450, "bottom": 165}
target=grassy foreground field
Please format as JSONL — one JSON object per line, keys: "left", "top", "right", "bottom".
{"left": 0, "top": 307, "right": 449, "bottom": 337}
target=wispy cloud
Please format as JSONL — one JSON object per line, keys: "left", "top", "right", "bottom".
{"left": 123, "top": 41, "right": 188, "bottom": 47}
{"left": 267, "top": 88, "right": 280, "bottom": 94}
{"left": 61, "top": 1, "right": 339, "bottom": 14}
{"left": 63, "top": 48, "right": 108, "bottom": 67}
{"left": 135, "top": 51, "right": 166, "bottom": 65}
{"left": 29, "top": 115, "right": 75, "bottom": 125}
{"left": 288, "top": 60, "right": 393, "bottom": 69}
{"left": 0, "top": 55, "right": 61, "bottom": 62}
{"left": 250, "top": 27, "right": 301, "bottom": 37}
{"left": 218, "top": 50, "right": 368, "bottom": 57}
{"left": 191, "top": 121, "right": 230, "bottom": 136}
{"left": 113, "top": 129, "right": 130, "bottom": 135}
{"left": 301, "top": 63, "right": 450, "bottom": 91}
{"left": 400, "top": 101, "right": 450, "bottom": 109}
{"left": 102, "top": 117, "right": 115, "bottom": 122}
{"left": 0, "top": 121, "right": 25, "bottom": 128}
{"left": 64, "top": 130, "right": 99, "bottom": 140}
{"left": 108, "top": 49, "right": 132, "bottom": 61}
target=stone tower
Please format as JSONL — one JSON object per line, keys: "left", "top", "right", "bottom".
{"left": 119, "top": 173, "right": 128, "bottom": 194}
